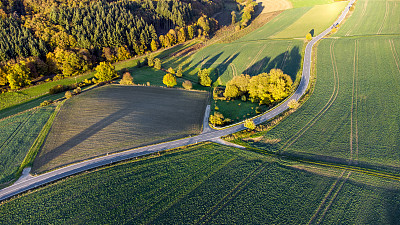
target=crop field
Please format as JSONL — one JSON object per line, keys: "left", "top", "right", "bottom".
{"left": 238, "top": 36, "right": 400, "bottom": 172}
{"left": 0, "top": 105, "right": 56, "bottom": 184}
{"left": 1, "top": 143, "right": 399, "bottom": 224}
{"left": 271, "top": 1, "right": 349, "bottom": 38}
{"left": 32, "top": 85, "right": 208, "bottom": 173}
{"left": 289, "top": 0, "right": 334, "bottom": 8}
{"left": 335, "top": 0, "right": 400, "bottom": 37}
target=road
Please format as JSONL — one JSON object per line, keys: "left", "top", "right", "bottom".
{"left": 0, "top": 0, "right": 355, "bottom": 202}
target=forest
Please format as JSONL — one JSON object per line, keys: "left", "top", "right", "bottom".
{"left": 0, "top": 0, "right": 223, "bottom": 90}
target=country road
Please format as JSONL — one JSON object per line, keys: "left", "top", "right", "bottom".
{"left": 0, "top": 0, "right": 355, "bottom": 202}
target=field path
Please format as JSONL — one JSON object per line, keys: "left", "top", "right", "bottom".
{"left": 0, "top": 0, "right": 356, "bottom": 202}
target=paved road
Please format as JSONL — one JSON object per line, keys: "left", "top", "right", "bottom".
{"left": 0, "top": 0, "right": 355, "bottom": 202}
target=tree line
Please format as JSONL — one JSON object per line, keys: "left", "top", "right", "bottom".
{"left": 0, "top": 0, "right": 222, "bottom": 90}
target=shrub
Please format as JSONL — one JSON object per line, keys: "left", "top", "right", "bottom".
{"left": 182, "top": 80, "right": 193, "bottom": 90}
{"left": 147, "top": 82, "right": 150, "bottom": 86}
{"left": 73, "top": 87, "right": 82, "bottom": 95}
{"left": 176, "top": 66, "right": 183, "bottom": 77}
{"left": 40, "top": 100, "right": 53, "bottom": 106}
{"left": 49, "top": 85, "right": 67, "bottom": 94}
{"left": 287, "top": 99, "right": 300, "bottom": 109}
{"left": 306, "top": 33, "right": 312, "bottom": 41}
{"left": 120, "top": 72, "right": 134, "bottom": 85}
{"left": 209, "top": 112, "right": 231, "bottom": 126}
{"left": 167, "top": 67, "right": 175, "bottom": 74}
{"left": 241, "top": 95, "right": 247, "bottom": 101}
{"left": 154, "top": 58, "right": 161, "bottom": 70}
{"left": 163, "top": 73, "right": 177, "bottom": 88}
{"left": 147, "top": 55, "right": 154, "bottom": 67}
{"left": 65, "top": 91, "right": 73, "bottom": 99}
{"left": 244, "top": 119, "right": 256, "bottom": 130}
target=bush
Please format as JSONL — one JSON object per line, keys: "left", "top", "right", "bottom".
{"left": 244, "top": 119, "right": 255, "bottom": 130}
{"left": 167, "top": 67, "right": 175, "bottom": 74}
{"left": 73, "top": 87, "right": 82, "bottom": 95}
{"left": 120, "top": 72, "right": 134, "bottom": 85}
{"left": 182, "top": 80, "right": 193, "bottom": 90}
{"left": 49, "top": 85, "right": 67, "bottom": 94}
{"left": 287, "top": 99, "right": 300, "bottom": 109}
{"left": 40, "top": 100, "right": 53, "bottom": 106}
{"left": 176, "top": 66, "right": 183, "bottom": 77}
{"left": 65, "top": 91, "right": 73, "bottom": 99}
{"left": 154, "top": 58, "right": 161, "bottom": 70}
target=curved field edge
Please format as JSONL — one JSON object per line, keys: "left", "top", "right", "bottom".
{"left": 0, "top": 105, "right": 57, "bottom": 186}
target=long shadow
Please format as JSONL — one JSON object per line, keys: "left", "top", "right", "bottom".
{"left": 242, "top": 46, "right": 301, "bottom": 81}
{"left": 33, "top": 107, "right": 131, "bottom": 170}
{"left": 214, "top": 53, "right": 240, "bottom": 81}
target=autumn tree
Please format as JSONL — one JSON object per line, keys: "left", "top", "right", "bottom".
{"left": 163, "top": 73, "right": 177, "bottom": 87}
{"left": 224, "top": 74, "right": 250, "bottom": 99}
{"left": 231, "top": 11, "right": 236, "bottom": 25}
{"left": 209, "top": 112, "right": 231, "bottom": 126}
{"left": 244, "top": 119, "right": 256, "bottom": 130}
{"left": 94, "top": 62, "right": 118, "bottom": 82}
{"left": 147, "top": 55, "right": 154, "bottom": 67}
{"left": 6, "top": 61, "right": 31, "bottom": 89}
{"left": 150, "top": 39, "right": 158, "bottom": 52}
{"left": 176, "top": 66, "right": 183, "bottom": 77}
{"left": 120, "top": 72, "right": 134, "bottom": 85}
{"left": 198, "top": 68, "right": 212, "bottom": 86}
{"left": 117, "top": 46, "right": 131, "bottom": 61}
{"left": 182, "top": 80, "right": 192, "bottom": 90}
{"left": 167, "top": 67, "right": 175, "bottom": 74}
{"left": 306, "top": 33, "right": 312, "bottom": 41}
{"left": 287, "top": 99, "right": 300, "bottom": 109}
{"left": 154, "top": 58, "right": 161, "bottom": 70}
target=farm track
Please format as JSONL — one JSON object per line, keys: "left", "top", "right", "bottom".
{"left": 195, "top": 162, "right": 268, "bottom": 224}
{"left": 315, "top": 171, "right": 351, "bottom": 224}
{"left": 377, "top": 1, "right": 389, "bottom": 35}
{"left": 141, "top": 156, "right": 239, "bottom": 224}
{"left": 350, "top": 40, "right": 359, "bottom": 163}
{"left": 345, "top": 0, "right": 368, "bottom": 36}
{"left": 278, "top": 39, "right": 340, "bottom": 154}
{"left": 389, "top": 39, "right": 400, "bottom": 73}
{"left": 0, "top": 111, "right": 34, "bottom": 152}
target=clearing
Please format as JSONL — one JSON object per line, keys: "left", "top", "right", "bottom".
{"left": 32, "top": 85, "right": 208, "bottom": 173}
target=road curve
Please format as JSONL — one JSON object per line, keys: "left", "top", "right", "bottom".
{"left": 0, "top": 0, "right": 355, "bottom": 202}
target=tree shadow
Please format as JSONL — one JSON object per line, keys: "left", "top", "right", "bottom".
{"left": 214, "top": 53, "right": 240, "bottom": 81}
{"left": 242, "top": 46, "right": 301, "bottom": 81}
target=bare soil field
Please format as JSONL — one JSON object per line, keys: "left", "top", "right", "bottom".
{"left": 32, "top": 85, "right": 208, "bottom": 173}
{"left": 256, "top": 0, "right": 293, "bottom": 14}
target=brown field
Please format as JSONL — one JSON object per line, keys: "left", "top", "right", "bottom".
{"left": 257, "top": 0, "right": 293, "bottom": 14}
{"left": 32, "top": 85, "right": 208, "bottom": 173}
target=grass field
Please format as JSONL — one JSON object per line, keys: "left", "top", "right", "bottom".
{"left": 289, "top": 0, "right": 335, "bottom": 8}
{"left": 237, "top": 35, "right": 400, "bottom": 172}
{"left": 32, "top": 85, "right": 208, "bottom": 173}
{"left": 1, "top": 143, "right": 399, "bottom": 224}
{"left": 334, "top": 0, "right": 400, "bottom": 37}
{"left": 0, "top": 105, "right": 56, "bottom": 184}
{"left": 272, "top": 1, "right": 349, "bottom": 38}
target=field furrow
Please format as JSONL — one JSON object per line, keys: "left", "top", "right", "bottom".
{"left": 377, "top": 1, "right": 389, "bottom": 34}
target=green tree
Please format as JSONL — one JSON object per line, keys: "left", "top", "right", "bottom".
{"left": 154, "top": 58, "right": 161, "bottom": 70}
{"left": 244, "top": 119, "right": 256, "bottom": 130}
{"left": 163, "top": 73, "right": 177, "bottom": 87}
{"left": 94, "top": 62, "right": 118, "bottom": 82}
{"left": 198, "top": 68, "right": 212, "bottom": 86}
{"left": 7, "top": 61, "right": 31, "bottom": 89}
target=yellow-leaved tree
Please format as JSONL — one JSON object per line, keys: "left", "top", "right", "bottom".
{"left": 163, "top": 73, "right": 177, "bottom": 88}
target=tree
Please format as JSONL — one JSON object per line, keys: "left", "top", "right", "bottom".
{"left": 244, "top": 119, "right": 256, "bottom": 130}
{"left": 163, "top": 73, "right": 177, "bottom": 87}
{"left": 7, "top": 61, "right": 31, "bottom": 89}
{"left": 65, "top": 91, "right": 73, "bottom": 99}
{"left": 198, "top": 68, "right": 212, "bottom": 86}
{"left": 231, "top": 11, "right": 236, "bottom": 25}
{"left": 224, "top": 74, "right": 250, "bottom": 98}
{"left": 224, "top": 84, "right": 240, "bottom": 99}
{"left": 150, "top": 39, "right": 158, "bottom": 52}
{"left": 167, "top": 67, "right": 175, "bottom": 74}
{"left": 306, "top": 33, "right": 312, "bottom": 41}
{"left": 176, "top": 66, "right": 183, "bottom": 77}
{"left": 209, "top": 112, "right": 231, "bottom": 126}
{"left": 148, "top": 55, "right": 154, "bottom": 67}
{"left": 120, "top": 72, "right": 134, "bottom": 85}
{"left": 187, "top": 25, "right": 194, "bottom": 40}
{"left": 94, "top": 62, "right": 118, "bottom": 82}
{"left": 182, "top": 80, "right": 192, "bottom": 90}
{"left": 287, "top": 99, "right": 300, "bottom": 109}
{"left": 154, "top": 58, "right": 161, "bottom": 70}
{"left": 117, "top": 46, "right": 131, "bottom": 61}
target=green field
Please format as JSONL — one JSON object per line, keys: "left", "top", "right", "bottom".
{"left": 1, "top": 143, "right": 399, "bottom": 224}
{"left": 272, "top": 1, "right": 348, "bottom": 38}
{"left": 237, "top": 31, "right": 400, "bottom": 171}
{"left": 289, "top": 0, "right": 335, "bottom": 8}
{"left": 0, "top": 105, "right": 56, "bottom": 184}
{"left": 334, "top": 0, "right": 400, "bottom": 37}
{"left": 32, "top": 85, "right": 208, "bottom": 173}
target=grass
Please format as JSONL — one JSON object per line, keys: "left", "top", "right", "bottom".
{"left": 0, "top": 105, "right": 56, "bottom": 184}
{"left": 212, "top": 99, "right": 269, "bottom": 124}
{"left": 289, "top": 0, "right": 335, "bottom": 8}
{"left": 237, "top": 35, "right": 400, "bottom": 173}
{"left": 334, "top": 0, "right": 400, "bottom": 37}
{"left": 272, "top": 1, "right": 349, "bottom": 38}
{"left": 1, "top": 143, "right": 399, "bottom": 224}
{"left": 32, "top": 85, "right": 208, "bottom": 173}
{"left": 0, "top": 72, "right": 94, "bottom": 112}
